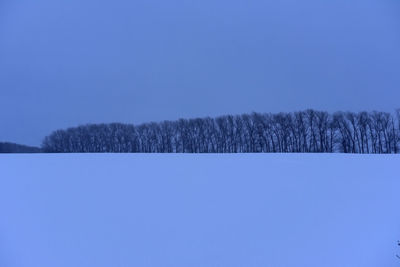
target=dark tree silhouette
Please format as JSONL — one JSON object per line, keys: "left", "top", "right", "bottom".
{"left": 41, "top": 109, "right": 400, "bottom": 154}
{"left": 0, "top": 142, "right": 41, "bottom": 153}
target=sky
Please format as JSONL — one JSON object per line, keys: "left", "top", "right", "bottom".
{"left": 1, "top": 0, "right": 400, "bottom": 146}
{"left": 1, "top": 154, "right": 400, "bottom": 267}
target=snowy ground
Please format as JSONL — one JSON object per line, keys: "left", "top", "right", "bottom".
{"left": 1, "top": 154, "right": 399, "bottom": 267}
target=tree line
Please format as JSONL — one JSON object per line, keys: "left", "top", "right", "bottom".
{"left": 0, "top": 142, "right": 42, "bottom": 153}
{"left": 42, "top": 109, "right": 400, "bottom": 154}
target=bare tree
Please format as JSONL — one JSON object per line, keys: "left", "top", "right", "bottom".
{"left": 41, "top": 109, "right": 400, "bottom": 154}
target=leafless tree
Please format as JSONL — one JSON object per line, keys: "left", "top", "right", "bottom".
{"left": 41, "top": 109, "right": 400, "bottom": 154}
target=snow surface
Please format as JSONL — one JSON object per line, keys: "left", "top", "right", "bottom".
{"left": 1, "top": 154, "right": 399, "bottom": 267}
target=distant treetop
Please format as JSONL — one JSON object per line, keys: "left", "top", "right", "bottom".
{"left": 42, "top": 109, "right": 400, "bottom": 154}
{"left": 0, "top": 142, "right": 42, "bottom": 153}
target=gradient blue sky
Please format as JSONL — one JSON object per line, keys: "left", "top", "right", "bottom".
{"left": 1, "top": 0, "right": 400, "bottom": 146}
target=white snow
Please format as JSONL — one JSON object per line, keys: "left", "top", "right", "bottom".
{"left": 1, "top": 154, "right": 399, "bottom": 267}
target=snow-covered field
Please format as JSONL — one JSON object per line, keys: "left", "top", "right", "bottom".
{"left": 1, "top": 154, "right": 399, "bottom": 267}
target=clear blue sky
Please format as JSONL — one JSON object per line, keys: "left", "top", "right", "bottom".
{"left": 1, "top": 0, "right": 400, "bottom": 146}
